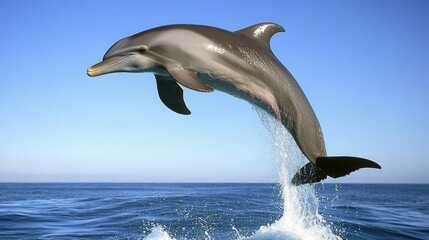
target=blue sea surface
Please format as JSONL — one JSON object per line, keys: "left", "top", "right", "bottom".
{"left": 0, "top": 183, "right": 428, "bottom": 239}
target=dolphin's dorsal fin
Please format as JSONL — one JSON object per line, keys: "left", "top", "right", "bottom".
{"left": 235, "top": 22, "right": 285, "bottom": 50}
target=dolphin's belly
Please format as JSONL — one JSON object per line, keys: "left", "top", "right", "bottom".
{"left": 197, "top": 65, "right": 327, "bottom": 163}
{"left": 197, "top": 72, "right": 281, "bottom": 119}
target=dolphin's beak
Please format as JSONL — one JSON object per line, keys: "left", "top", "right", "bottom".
{"left": 87, "top": 55, "right": 132, "bottom": 77}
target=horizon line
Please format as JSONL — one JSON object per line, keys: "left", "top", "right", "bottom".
{"left": 1, "top": 181, "right": 428, "bottom": 185}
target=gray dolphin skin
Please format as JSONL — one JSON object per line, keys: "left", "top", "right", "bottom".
{"left": 88, "top": 23, "right": 381, "bottom": 185}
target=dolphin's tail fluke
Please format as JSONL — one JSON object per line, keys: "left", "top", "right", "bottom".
{"left": 291, "top": 156, "right": 381, "bottom": 185}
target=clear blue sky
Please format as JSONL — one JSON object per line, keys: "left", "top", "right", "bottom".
{"left": 0, "top": 0, "right": 428, "bottom": 183}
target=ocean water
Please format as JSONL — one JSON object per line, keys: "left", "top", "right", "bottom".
{"left": 0, "top": 183, "right": 428, "bottom": 240}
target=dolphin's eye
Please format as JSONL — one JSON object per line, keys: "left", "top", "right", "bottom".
{"left": 138, "top": 47, "right": 146, "bottom": 54}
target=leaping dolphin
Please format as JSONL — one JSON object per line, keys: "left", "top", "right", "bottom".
{"left": 87, "top": 23, "right": 381, "bottom": 185}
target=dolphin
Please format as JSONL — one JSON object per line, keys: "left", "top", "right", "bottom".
{"left": 88, "top": 23, "right": 381, "bottom": 185}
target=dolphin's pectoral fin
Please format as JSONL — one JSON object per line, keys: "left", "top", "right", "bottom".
{"left": 291, "top": 156, "right": 382, "bottom": 185}
{"left": 155, "top": 74, "right": 191, "bottom": 115}
{"left": 166, "top": 67, "right": 213, "bottom": 92}
{"left": 235, "top": 22, "right": 285, "bottom": 50}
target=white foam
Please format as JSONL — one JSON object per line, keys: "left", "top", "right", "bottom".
{"left": 142, "top": 226, "right": 176, "bottom": 240}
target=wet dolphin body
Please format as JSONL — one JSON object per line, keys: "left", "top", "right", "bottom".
{"left": 88, "top": 23, "right": 381, "bottom": 185}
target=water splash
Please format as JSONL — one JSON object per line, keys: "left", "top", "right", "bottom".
{"left": 248, "top": 108, "right": 341, "bottom": 240}
{"left": 142, "top": 226, "right": 176, "bottom": 240}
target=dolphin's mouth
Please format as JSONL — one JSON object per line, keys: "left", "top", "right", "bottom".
{"left": 87, "top": 55, "right": 133, "bottom": 77}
